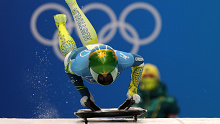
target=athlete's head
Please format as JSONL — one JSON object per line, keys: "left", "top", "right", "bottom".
{"left": 140, "top": 63, "right": 160, "bottom": 91}
{"left": 89, "top": 45, "right": 118, "bottom": 85}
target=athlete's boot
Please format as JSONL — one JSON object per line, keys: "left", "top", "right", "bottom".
{"left": 65, "top": 0, "right": 98, "bottom": 46}
{"left": 65, "top": 0, "right": 77, "bottom": 6}
{"left": 54, "top": 14, "right": 77, "bottom": 57}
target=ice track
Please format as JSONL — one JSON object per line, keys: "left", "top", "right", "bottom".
{"left": 1, "top": 118, "right": 220, "bottom": 124}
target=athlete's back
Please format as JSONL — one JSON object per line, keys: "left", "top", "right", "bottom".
{"left": 66, "top": 44, "right": 136, "bottom": 84}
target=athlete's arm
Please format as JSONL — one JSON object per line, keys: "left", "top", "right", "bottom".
{"left": 128, "top": 53, "right": 144, "bottom": 97}
{"left": 64, "top": 49, "right": 92, "bottom": 99}
{"left": 118, "top": 53, "right": 144, "bottom": 109}
{"left": 66, "top": 72, "right": 100, "bottom": 110}
{"left": 63, "top": 48, "right": 89, "bottom": 96}
{"left": 64, "top": 50, "right": 100, "bottom": 110}
{"left": 114, "top": 51, "right": 144, "bottom": 98}
{"left": 66, "top": 73, "right": 91, "bottom": 98}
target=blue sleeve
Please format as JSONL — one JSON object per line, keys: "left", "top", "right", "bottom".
{"left": 116, "top": 51, "right": 134, "bottom": 70}
{"left": 69, "top": 47, "right": 87, "bottom": 60}
{"left": 116, "top": 51, "right": 144, "bottom": 70}
{"left": 131, "top": 53, "right": 144, "bottom": 67}
{"left": 66, "top": 73, "right": 91, "bottom": 98}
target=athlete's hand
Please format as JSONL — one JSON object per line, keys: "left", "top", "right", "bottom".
{"left": 80, "top": 96, "right": 101, "bottom": 111}
{"left": 80, "top": 96, "right": 92, "bottom": 107}
{"left": 118, "top": 92, "right": 140, "bottom": 110}
{"left": 126, "top": 92, "right": 140, "bottom": 104}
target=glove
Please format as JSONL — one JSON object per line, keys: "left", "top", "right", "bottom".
{"left": 80, "top": 96, "right": 101, "bottom": 111}
{"left": 126, "top": 92, "right": 140, "bottom": 104}
{"left": 118, "top": 92, "right": 140, "bottom": 110}
{"left": 80, "top": 91, "right": 95, "bottom": 107}
{"left": 80, "top": 96, "right": 92, "bottom": 107}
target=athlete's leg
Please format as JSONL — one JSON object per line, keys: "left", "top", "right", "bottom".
{"left": 65, "top": 0, "right": 98, "bottom": 46}
{"left": 54, "top": 14, "right": 77, "bottom": 57}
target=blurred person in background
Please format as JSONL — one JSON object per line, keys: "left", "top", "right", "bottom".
{"left": 134, "top": 63, "right": 180, "bottom": 118}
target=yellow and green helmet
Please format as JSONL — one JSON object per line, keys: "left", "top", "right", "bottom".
{"left": 89, "top": 45, "right": 118, "bottom": 85}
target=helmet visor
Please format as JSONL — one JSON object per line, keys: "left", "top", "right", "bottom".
{"left": 90, "top": 67, "right": 118, "bottom": 85}
{"left": 98, "top": 74, "right": 113, "bottom": 85}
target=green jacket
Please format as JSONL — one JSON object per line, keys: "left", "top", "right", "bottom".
{"left": 136, "top": 82, "right": 180, "bottom": 118}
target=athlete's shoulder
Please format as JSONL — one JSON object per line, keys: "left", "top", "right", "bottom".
{"left": 70, "top": 47, "right": 88, "bottom": 59}
{"left": 115, "top": 50, "right": 134, "bottom": 62}
{"left": 66, "top": 47, "right": 90, "bottom": 76}
{"left": 115, "top": 50, "right": 144, "bottom": 67}
{"left": 114, "top": 50, "right": 134, "bottom": 70}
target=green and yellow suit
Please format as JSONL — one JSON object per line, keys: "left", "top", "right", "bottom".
{"left": 138, "top": 82, "right": 179, "bottom": 118}
{"left": 134, "top": 64, "right": 180, "bottom": 118}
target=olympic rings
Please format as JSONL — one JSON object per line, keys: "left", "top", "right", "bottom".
{"left": 30, "top": 2, "right": 162, "bottom": 61}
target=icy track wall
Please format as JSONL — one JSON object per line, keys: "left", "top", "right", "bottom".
{"left": 1, "top": 0, "right": 220, "bottom": 118}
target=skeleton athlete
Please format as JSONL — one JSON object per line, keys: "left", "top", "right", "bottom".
{"left": 54, "top": 0, "right": 144, "bottom": 111}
